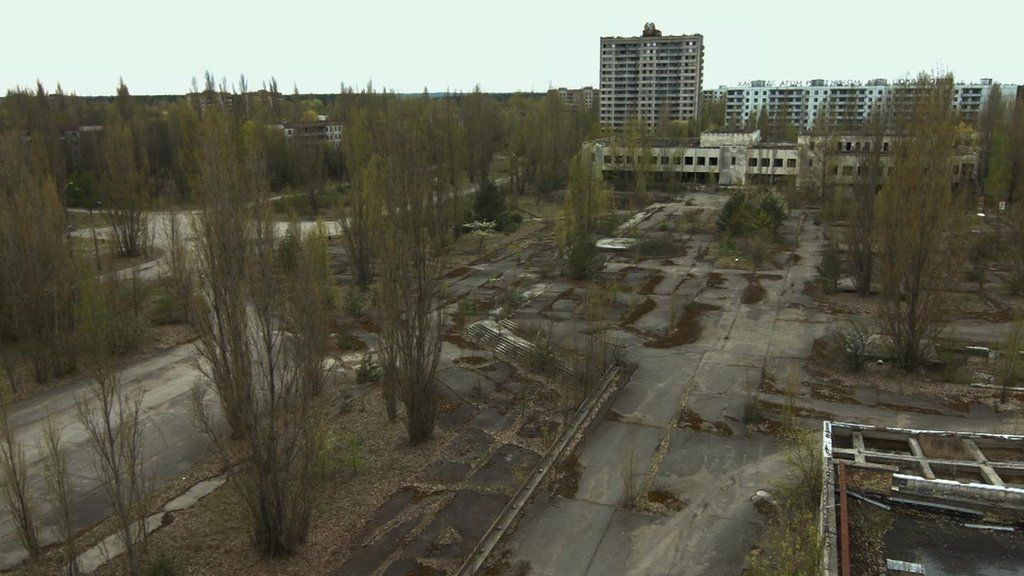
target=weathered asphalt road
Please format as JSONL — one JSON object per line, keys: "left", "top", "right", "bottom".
{"left": 0, "top": 342, "right": 213, "bottom": 570}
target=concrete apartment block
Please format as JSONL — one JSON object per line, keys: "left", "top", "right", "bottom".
{"left": 600, "top": 22, "right": 704, "bottom": 130}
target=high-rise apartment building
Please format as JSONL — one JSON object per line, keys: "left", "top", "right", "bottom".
{"left": 599, "top": 23, "right": 704, "bottom": 130}
{"left": 703, "top": 78, "right": 1018, "bottom": 130}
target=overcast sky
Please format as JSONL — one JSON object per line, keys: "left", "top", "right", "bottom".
{"left": 3, "top": 0, "right": 1020, "bottom": 96}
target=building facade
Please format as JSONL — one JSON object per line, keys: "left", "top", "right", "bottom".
{"left": 586, "top": 129, "right": 978, "bottom": 189}
{"left": 599, "top": 23, "right": 704, "bottom": 130}
{"left": 268, "top": 120, "right": 343, "bottom": 146}
{"left": 553, "top": 86, "right": 600, "bottom": 111}
{"left": 703, "top": 78, "right": 1018, "bottom": 130}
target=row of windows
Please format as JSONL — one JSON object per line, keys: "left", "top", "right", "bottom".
{"left": 601, "top": 154, "right": 801, "bottom": 170}
{"left": 604, "top": 154, "right": 720, "bottom": 166}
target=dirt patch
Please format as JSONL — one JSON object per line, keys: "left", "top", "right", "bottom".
{"left": 481, "top": 549, "right": 531, "bottom": 576}
{"left": 758, "top": 399, "right": 834, "bottom": 421}
{"left": 745, "top": 273, "right": 784, "bottom": 282}
{"left": 706, "top": 272, "right": 725, "bottom": 289}
{"left": 677, "top": 407, "right": 734, "bottom": 436}
{"left": 758, "top": 369, "right": 783, "bottom": 395}
{"left": 646, "top": 489, "right": 687, "bottom": 512}
{"left": 455, "top": 356, "right": 490, "bottom": 366}
{"left": 614, "top": 265, "right": 641, "bottom": 282}
{"left": 809, "top": 380, "right": 860, "bottom": 404}
{"left": 620, "top": 297, "right": 656, "bottom": 327}
{"left": 644, "top": 302, "right": 721, "bottom": 349}
{"left": 551, "top": 450, "right": 582, "bottom": 498}
{"left": 873, "top": 401, "right": 944, "bottom": 415}
{"left": 444, "top": 266, "right": 472, "bottom": 279}
{"left": 741, "top": 281, "right": 766, "bottom": 305}
{"left": 359, "top": 317, "right": 378, "bottom": 333}
{"left": 637, "top": 273, "right": 665, "bottom": 296}
{"left": 605, "top": 408, "right": 625, "bottom": 422}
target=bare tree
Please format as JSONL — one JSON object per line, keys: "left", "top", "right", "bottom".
{"left": 462, "top": 86, "right": 502, "bottom": 184}
{"left": 290, "top": 141, "right": 328, "bottom": 216}
{"left": 998, "top": 319, "right": 1023, "bottom": 403}
{"left": 39, "top": 417, "right": 78, "bottom": 576}
{"left": 339, "top": 107, "right": 380, "bottom": 289}
{"left": 0, "top": 364, "right": 40, "bottom": 558}
{"left": 99, "top": 115, "right": 151, "bottom": 259}
{"left": 847, "top": 105, "right": 887, "bottom": 295}
{"left": 160, "top": 205, "right": 195, "bottom": 324}
{"left": 191, "top": 111, "right": 328, "bottom": 555}
{"left": 375, "top": 104, "right": 445, "bottom": 443}
{"left": 75, "top": 276, "right": 149, "bottom": 576}
{"left": 803, "top": 102, "right": 840, "bottom": 201}
{"left": 191, "top": 114, "right": 258, "bottom": 439}
{"left": 875, "top": 74, "right": 964, "bottom": 371}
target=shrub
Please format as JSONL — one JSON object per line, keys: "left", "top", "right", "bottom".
{"left": 143, "top": 552, "right": 178, "bottom": 576}
{"left": 565, "top": 235, "right": 602, "bottom": 280}
{"left": 528, "top": 325, "right": 560, "bottom": 376}
{"left": 342, "top": 287, "right": 365, "bottom": 318}
{"left": 827, "top": 320, "right": 873, "bottom": 372}
{"left": 717, "top": 190, "right": 789, "bottom": 239}
{"left": 150, "top": 287, "right": 187, "bottom": 325}
{"left": 356, "top": 353, "right": 380, "bottom": 384}
{"left": 743, "top": 395, "right": 765, "bottom": 425}
{"left": 758, "top": 191, "right": 789, "bottom": 230}
{"left": 816, "top": 243, "right": 843, "bottom": 292}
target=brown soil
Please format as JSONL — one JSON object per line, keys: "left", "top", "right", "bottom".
{"left": 706, "top": 272, "right": 725, "bottom": 289}
{"left": 646, "top": 489, "right": 687, "bottom": 512}
{"left": 358, "top": 317, "right": 378, "bottom": 333}
{"left": 744, "top": 273, "right": 784, "bottom": 282}
{"left": 455, "top": 356, "right": 490, "bottom": 366}
{"left": 481, "top": 549, "right": 531, "bottom": 576}
{"left": 605, "top": 409, "right": 625, "bottom": 422}
{"left": 614, "top": 265, "right": 641, "bottom": 282}
{"left": 444, "top": 266, "right": 472, "bottom": 279}
{"left": 741, "top": 282, "right": 766, "bottom": 305}
{"left": 637, "top": 273, "right": 665, "bottom": 296}
{"left": 620, "top": 297, "right": 656, "bottom": 327}
{"left": 758, "top": 369, "right": 783, "bottom": 395}
{"left": 677, "top": 407, "right": 734, "bottom": 436}
{"left": 809, "top": 380, "right": 859, "bottom": 404}
{"left": 551, "top": 450, "right": 582, "bottom": 498}
{"left": 644, "top": 302, "right": 721, "bottom": 349}
{"left": 758, "top": 399, "right": 835, "bottom": 421}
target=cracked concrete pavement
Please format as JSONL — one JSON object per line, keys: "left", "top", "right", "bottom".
{"left": 502, "top": 197, "right": 1021, "bottom": 576}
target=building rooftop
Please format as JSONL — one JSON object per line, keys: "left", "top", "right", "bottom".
{"left": 822, "top": 422, "right": 1024, "bottom": 576}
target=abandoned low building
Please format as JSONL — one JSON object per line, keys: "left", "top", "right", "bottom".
{"left": 585, "top": 129, "right": 979, "bottom": 190}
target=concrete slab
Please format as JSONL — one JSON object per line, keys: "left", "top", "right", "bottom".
{"left": 508, "top": 496, "right": 616, "bottom": 576}
{"left": 469, "top": 443, "right": 540, "bottom": 490}
{"left": 407, "top": 490, "right": 509, "bottom": 560}
{"left": 575, "top": 420, "right": 664, "bottom": 506}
